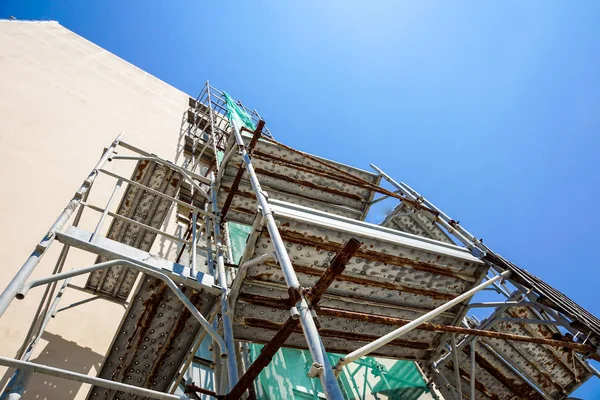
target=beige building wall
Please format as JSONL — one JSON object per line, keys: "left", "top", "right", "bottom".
{"left": 0, "top": 20, "right": 190, "bottom": 399}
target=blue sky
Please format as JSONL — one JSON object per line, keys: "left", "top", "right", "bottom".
{"left": 2, "top": 1, "right": 600, "bottom": 397}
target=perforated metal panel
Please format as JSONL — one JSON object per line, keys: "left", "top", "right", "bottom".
{"left": 85, "top": 160, "right": 182, "bottom": 300}
{"left": 87, "top": 275, "right": 217, "bottom": 400}
{"left": 381, "top": 202, "right": 454, "bottom": 244}
{"left": 218, "top": 136, "right": 380, "bottom": 224}
{"left": 435, "top": 307, "right": 594, "bottom": 400}
{"left": 230, "top": 200, "right": 487, "bottom": 361}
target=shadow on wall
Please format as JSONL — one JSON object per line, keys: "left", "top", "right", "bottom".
{"left": 0, "top": 331, "right": 104, "bottom": 400}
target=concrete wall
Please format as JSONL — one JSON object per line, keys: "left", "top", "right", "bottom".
{"left": 0, "top": 20, "right": 190, "bottom": 399}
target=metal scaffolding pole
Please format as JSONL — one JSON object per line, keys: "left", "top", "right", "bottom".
{"left": 227, "top": 117, "right": 345, "bottom": 400}
{"left": 334, "top": 271, "right": 511, "bottom": 372}
{"left": 0, "top": 357, "right": 187, "bottom": 400}
{"left": 17, "top": 259, "right": 226, "bottom": 354}
{"left": 0, "top": 133, "right": 124, "bottom": 319}
{"left": 210, "top": 172, "right": 239, "bottom": 390}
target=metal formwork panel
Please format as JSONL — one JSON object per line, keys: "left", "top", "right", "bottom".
{"left": 231, "top": 200, "right": 486, "bottom": 361}
{"left": 440, "top": 342, "right": 546, "bottom": 400}
{"left": 85, "top": 160, "right": 182, "bottom": 300}
{"left": 87, "top": 275, "right": 217, "bottom": 400}
{"left": 218, "top": 136, "right": 379, "bottom": 223}
{"left": 381, "top": 202, "right": 454, "bottom": 244}
{"left": 483, "top": 306, "right": 593, "bottom": 398}
{"left": 218, "top": 178, "right": 363, "bottom": 225}
{"left": 436, "top": 306, "right": 593, "bottom": 400}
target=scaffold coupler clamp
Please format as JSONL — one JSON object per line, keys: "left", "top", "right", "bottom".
{"left": 307, "top": 362, "right": 324, "bottom": 378}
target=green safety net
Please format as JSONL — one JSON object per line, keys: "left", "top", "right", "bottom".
{"left": 370, "top": 359, "right": 429, "bottom": 400}
{"left": 227, "top": 222, "right": 253, "bottom": 263}
{"left": 248, "top": 344, "right": 429, "bottom": 400}
{"left": 225, "top": 222, "right": 430, "bottom": 399}
{"left": 223, "top": 92, "right": 256, "bottom": 131}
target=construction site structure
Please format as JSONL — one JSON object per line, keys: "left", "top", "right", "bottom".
{"left": 1, "top": 19, "right": 600, "bottom": 400}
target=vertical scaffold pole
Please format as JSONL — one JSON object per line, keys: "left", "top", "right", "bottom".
{"left": 228, "top": 119, "right": 345, "bottom": 400}
{"left": 210, "top": 173, "right": 239, "bottom": 390}
{"left": 470, "top": 340, "right": 477, "bottom": 400}
{"left": 0, "top": 133, "right": 124, "bottom": 319}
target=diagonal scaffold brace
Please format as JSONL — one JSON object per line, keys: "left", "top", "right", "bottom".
{"left": 221, "top": 238, "right": 362, "bottom": 400}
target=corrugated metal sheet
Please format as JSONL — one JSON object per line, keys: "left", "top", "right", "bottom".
{"left": 231, "top": 200, "right": 487, "bottom": 361}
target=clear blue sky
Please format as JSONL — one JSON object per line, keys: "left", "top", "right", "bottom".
{"left": 2, "top": 1, "right": 600, "bottom": 397}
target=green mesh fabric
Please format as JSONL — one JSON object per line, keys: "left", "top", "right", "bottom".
{"left": 371, "top": 359, "right": 429, "bottom": 400}
{"left": 223, "top": 92, "right": 256, "bottom": 131}
{"left": 248, "top": 346, "right": 429, "bottom": 400}
{"left": 227, "top": 222, "right": 253, "bottom": 263}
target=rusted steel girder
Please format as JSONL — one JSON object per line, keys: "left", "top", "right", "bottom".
{"left": 316, "top": 308, "right": 600, "bottom": 360}
{"left": 223, "top": 238, "right": 362, "bottom": 400}
{"left": 221, "top": 120, "right": 265, "bottom": 221}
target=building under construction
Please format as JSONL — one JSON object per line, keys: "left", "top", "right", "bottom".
{"left": 1, "top": 19, "right": 599, "bottom": 400}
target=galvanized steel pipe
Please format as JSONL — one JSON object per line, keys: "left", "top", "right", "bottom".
{"left": 0, "top": 356, "right": 187, "bottom": 400}
{"left": 228, "top": 119, "right": 344, "bottom": 400}
{"left": 0, "top": 133, "right": 124, "bottom": 319}
{"left": 210, "top": 173, "right": 239, "bottom": 389}
{"left": 334, "top": 271, "right": 511, "bottom": 371}
{"left": 16, "top": 259, "right": 227, "bottom": 356}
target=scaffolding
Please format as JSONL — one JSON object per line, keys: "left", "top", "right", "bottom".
{"left": 1, "top": 81, "right": 599, "bottom": 400}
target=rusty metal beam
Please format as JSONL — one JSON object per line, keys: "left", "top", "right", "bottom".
{"left": 223, "top": 238, "right": 361, "bottom": 399}
{"left": 277, "top": 229, "right": 473, "bottom": 281}
{"left": 221, "top": 120, "right": 265, "bottom": 221}
{"left": 315, "top": 307, "right": 600, "bottom": 360}
{"left": 307, "top": 238, "right": 362, "bottom": 304}
{"left": 253, "top": 167, "right": 366, "bottom": 202}
{"left": 252, "top": 151, "right": 375, "bottom": 188}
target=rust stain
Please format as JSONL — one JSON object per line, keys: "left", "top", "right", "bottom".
{"left": 291, "top": 263, "right": 455, "bottom": 301}
{"left": 110, "top": 281, "right": 168, "bottom": 384}
{"left": 221, "top": 185, "right": 256, "bottom": 201}
{"left": 135, "top": 160, "right": 149, "bottom": 182}
{"left": 252, "top": 150, "right": 371, "bottom": 190}
{"left": 233, "top": 298, "right": 600, "bottom": 357}
{"left": 444, "top": 362, "right": 500, "bottom": 400}
{"left": 237, "top": 333, "right": 424, "bottom": 362}
{"left": 242, "top": 318, "right": 431, "bottom": 350}
{"left": 238, "top": 293, "right": 289, "bottom": 309}
{"left": 463, "top": 344, "right": 545, "bottom": 399}
{"left": 146, "top": 289, "right": 202, "bottom": 389}
{"left": 502, "top": 308, "right": 583, "bottom": 381}
{"left": 276, "top": 229, "right": 470, "bottom": 281}
{"left": 254, "top": 167, "right": 366, "bottom": 202}
{"left": 252, "top": 272, "right": 274, "bottom": 281}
